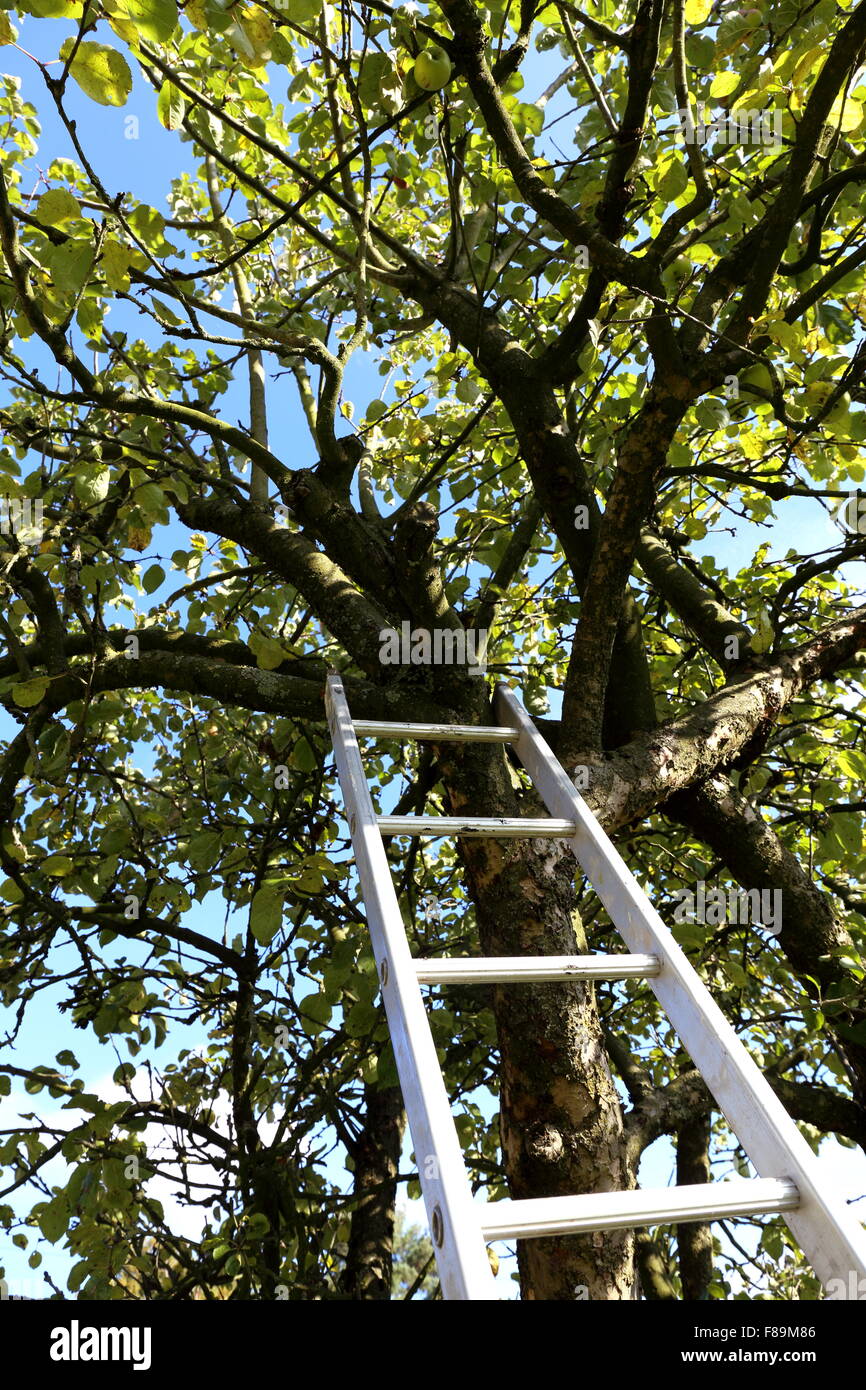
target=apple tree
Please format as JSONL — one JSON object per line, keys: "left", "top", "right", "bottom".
{"left": 1, "top": 0, "right": 866, "bottom": 1301}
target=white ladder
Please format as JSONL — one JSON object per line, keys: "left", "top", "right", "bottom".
{"left": 325, "top": 672, "right": 866, "bottom": 1300}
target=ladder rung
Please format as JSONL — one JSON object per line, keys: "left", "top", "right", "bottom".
{"left": 353, "top": 720, "right": 519, "bottom": 743}
{"left": 378, "top": 815, "right": 577, "bottom": 839}
{"left": 479, "top": 1178, "right": 800, "bottom": 1242}
{"left": 414, "top": 954, "right": 660, "bottom": 984}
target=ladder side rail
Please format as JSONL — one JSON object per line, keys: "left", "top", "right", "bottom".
{"left": 326, "top": 674, "right": 497, "bottom": 1299}
{"left": 494, "top": 683, "right": 866, "bottom": 1290}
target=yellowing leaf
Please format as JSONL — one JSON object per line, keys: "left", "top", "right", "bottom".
{"left": 101, "top": 240, "right": 132, "bottom": 292}
{"left": 60, "top": 40, "right": 133, "bottom": 108}
{"left": 828, "top": 94, "right": 863, "bottom": 133}
{"left": 157, "top": 79, "right": 185, "bottom": 130}
{"left": 792, "top": 46, "right": 825, "bottom": 89}
{"left": 685, "top": 0, "right": 713, "bottom": 23}
{"left": 750, "top": 606, "right": 775, "bottom": 655}
{"left": 36, "top": 188, "right": 81, "bottom": 227}
{"left": 12, "top": 676, "right": 49, "bottom": 708}
{"left": 30, "top": 0, "right": 82, "bottom": 14}
{"left": 114, "top": 16, "right": 144, "bottom": 46}
{"left": 127, "top": 524, "right": 152, "bottom": 551}
{"left": 46, "top": 239, "right": 94, "bottom": 294}
{"left": 0, "top": 12, "right": 16, "bottom": 43}
{"left": 709, "top": 71, "right": 740, "bottom": 99}
{"left": 238, "top": 6, "right": 273, "bottom": 65}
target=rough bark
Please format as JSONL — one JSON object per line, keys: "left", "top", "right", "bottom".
{"left": 341, "top": 1083, "right": 406, "bottom": 1300}
{"left": 676, "top": 1109, "right": 713, "bottom": 1301}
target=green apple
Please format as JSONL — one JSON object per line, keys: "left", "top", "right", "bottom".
{"left": 740, "top": 362, "right": 775, "bottom": 394}
{"left": 414, "top": 45, "right": 452, "bottom": 92}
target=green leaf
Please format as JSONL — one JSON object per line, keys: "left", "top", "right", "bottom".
{"left": 344, "top": 999, "right": 378, "bottom": 1038}
{"left": 125, "top": 0, "right": 177, "bottom": 42}
{"left": 253, "top": 636, "right": 287, "bottom": 671}
{"left": 142, "top": 564, "right": 165, "bottom": 594}
{"left": 289, "top": 737, "right": 317, "bottom": 772}
{"left": 299, "top": 992, "right": 331, "bottom": 1032}
{"left": 515, "top": 102, "right": 544, "bottom": 136}
{"left": 59, "top": 41, "right": 133, "bottom": 108}
{"left": 151, "top": 297, "right": 183, "bottom": 327}
{"left": 285, "top": 0, "right": 320, "bottom": 25}
{"left": 0, "top": 12, "right": 15, "bottom": 43}
{"left": 157, "top": 78, "right": 185, "bottom": 130}
{"left": 658, "top": 160, "right": 689, "bottom": 202}
{"left": 42, "top": 855, "right": 74, "bottom": 877}
{"left": 74, "top": 467, "right": 110, "bottom": 506}
{"left": 189, "top": 830, "right": 220, "bottom": 869}
{"left": 0, "top": 877, "right": 24, "bottom": 903}
{"left": 249, "top": 885, "right": 284, "bottom": 946}
{"left": 37, "top": 1196, "right": 68, "bottom": 1244}
{"left": 134, "top": 482, "right": 168, "bottom": 517}
{"left": 12, "top": 676, "right": 49, "bottom": 708}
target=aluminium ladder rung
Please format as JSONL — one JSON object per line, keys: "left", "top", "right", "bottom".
{"left": 378, "top": 815, "right": 577, "bottom": 838}
{"left": 479, "top": 1178, "right": 801, "bottom": 1242}
{"left": 353, "top": 720, "right": 519, "bottom": 742}
{"left": 414, "top": 953, "right": 660, "bottom": 984}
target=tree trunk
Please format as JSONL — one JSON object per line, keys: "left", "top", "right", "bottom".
{"left": 341, "top": 1083, "right": 406, "bottom": 1299}
{"left": 676, "top": 1109, "right": 713, "bottom": 1300}
{"left": 437, "top": 736, "right": 636, "bottom": 1300}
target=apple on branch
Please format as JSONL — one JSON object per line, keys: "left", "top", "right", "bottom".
{"left": 414, "top": 45, "right": 452, "bottom": 92}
